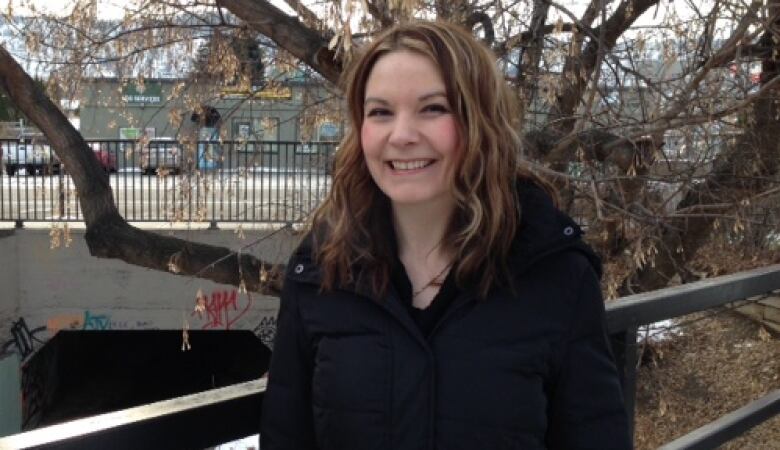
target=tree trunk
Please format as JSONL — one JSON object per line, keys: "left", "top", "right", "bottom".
{"left": 0, "top": 44, "right": 284, "bottom": 296}
{"left": 626, "top": 1, "right": 780, "bottom": 293}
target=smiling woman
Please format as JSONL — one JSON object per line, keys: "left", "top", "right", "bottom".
{"left": 261, "top": 20, "right": 632, "bottom": 450}
{"left": 361, "top": 50, "right": 460, "bottom": 210}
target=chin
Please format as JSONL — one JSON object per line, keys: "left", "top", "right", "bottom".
{"left": 383, "top": 189, "right": 425, "bottom": 203}
{"left": 385, "top": 190, "right": 450, "bottom": 208}
{"left": 390, "top": 197, "right": 432, "bottom": 206}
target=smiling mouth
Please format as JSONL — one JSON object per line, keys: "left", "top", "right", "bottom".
{"left": 389, "top": 159, "right": 435, "bottom": 171}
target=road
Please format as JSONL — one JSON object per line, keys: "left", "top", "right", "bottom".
{"left": 0, "top": 170, "right": 331, "bottom": 223}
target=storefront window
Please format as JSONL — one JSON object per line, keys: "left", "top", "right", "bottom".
{"left": 252, "top": 117, "right": 279, "bottom": 141}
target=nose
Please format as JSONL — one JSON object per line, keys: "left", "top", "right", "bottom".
{"left": 387, "top": 112, "right": 419, "bottom": 146}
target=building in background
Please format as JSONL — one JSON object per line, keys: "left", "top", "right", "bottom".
{"left": 78, "top": 76, "right": 342, "bottom": 143}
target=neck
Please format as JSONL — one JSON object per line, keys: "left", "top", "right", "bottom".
{"left": 392, "top": 198, "right": 454, "bottom": 265}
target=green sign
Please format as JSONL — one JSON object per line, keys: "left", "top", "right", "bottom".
{"left": 119, "top": 128, "right": 140, "bottom": 139}
{"left": 121, "top": 82, "right": 163, "bottom": 104}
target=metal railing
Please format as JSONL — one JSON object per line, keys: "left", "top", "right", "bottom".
{"left": 606, "top": 264, "right": 780, "bottom": 448}
{"left": 0, "top": 139, "right": 336, "bottom": 225}
{"left": 0, "top": 379, "right": 267, "bottom": 450}
{"left": 0, "top": 265, "right": 778, "bottom": 450}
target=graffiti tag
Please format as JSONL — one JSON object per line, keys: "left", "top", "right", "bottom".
{"left": 1, "top": 318, "right": 46, "bottom": 360}
{"left": 191, "top": 289, "right": 251, "bottom": 330}
{"left": 253, "top": 315, "right": 277, "bottom": 348}
{"left": 47, "top": 314, "right": 83, "bottom": 333}
{"left": 21, "top": 363, "right": 45, "bottom": 429}
{"left": 82, "top": 311, "right": 112, "bottom": 330}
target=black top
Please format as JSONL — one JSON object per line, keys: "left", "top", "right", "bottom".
{"left": 390, "top": 256, "right": 459, "bottom": 337}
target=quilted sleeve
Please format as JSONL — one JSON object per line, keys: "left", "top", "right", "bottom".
{"left": 260, "top": 279, "right": 317, "bottom": 450}
{"left": 545, "top": 264, "right": 633, "bottom": 450}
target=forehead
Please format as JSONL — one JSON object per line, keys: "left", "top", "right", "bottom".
{"left": 364, "top": 50, "right": 446, "bottom": 95}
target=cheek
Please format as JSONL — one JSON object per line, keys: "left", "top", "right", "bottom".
{"left": 437, "top": 118, "right": 461, "bottom": 158}
{"left": 360, "top": 123, "right": 379, "bottom": 155}
{"left": 360, "top": 124, "right": 383, "bottom": 179}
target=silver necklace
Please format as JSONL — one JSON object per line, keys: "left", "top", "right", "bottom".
{"left": 412, "top": 263, "right": 452, "bottom": 298}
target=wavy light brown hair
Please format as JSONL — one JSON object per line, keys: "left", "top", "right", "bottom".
{"left": 309, "top": 20, "right": 550, "bottom": 299}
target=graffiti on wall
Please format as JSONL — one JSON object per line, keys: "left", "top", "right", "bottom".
{"left": 0, "top": 318, "right": 47, "bottom": 360}
{"left": 191, "top": 289, "right": 252, "bottom": 330}
{"left": 21, "top": 358, "right": 45, "bottom": 429}
{"left": 83, "top": 311, "right": 112, "bottom": 330}
{"left": 253, "top": 315, "right": 277, "bottom": 348}
{"left": 45, "top": 311, "right": 114, "bottom": 332}
{"left": 46, "top": 314, "right": 84, "bottom": 333}
{"left": 2, "top": 300, "right": 279, "bottom": 361}
{"left": 2, "top": 311, "right": 160, "bottom": 362}
{"left": 46, "top": 311, "right": 152, "bottom": 332}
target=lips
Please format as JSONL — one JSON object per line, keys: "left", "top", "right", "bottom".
{"left": 389, "top": 159, "right": 435, "bottom": 171}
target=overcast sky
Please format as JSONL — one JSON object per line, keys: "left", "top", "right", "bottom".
{"left": 0, "top": 0, "right": 297, "bottom": 19}
{"left": 0, "top": 0, "right": 720, "bottom": 40}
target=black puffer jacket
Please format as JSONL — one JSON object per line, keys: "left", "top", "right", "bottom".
{"left": 261, "top": 182, "right": 632, "bottom": 450}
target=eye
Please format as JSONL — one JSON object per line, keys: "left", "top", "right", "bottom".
{"left": 366, "top": 108, "right": 392, "bottom": 117}
{"left": 421, "top": 103, "right": 450, "bottom": 114}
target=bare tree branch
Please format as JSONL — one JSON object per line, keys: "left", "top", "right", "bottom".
{"left": 465, "top": 11, "right": 495, "bottom": 45}
{"left": 0, "top": 43, "right": 284, "bottom": 296}
{"left": 281, "top": 0, "right": 326, "bottom": 31}
{"left": 625, "top": 0, "right": 780, "bottom": 292}
{"left": 2, "top": 0, "right": 779, "bottom": 302}
{"left": 550, "top": 0, "right": 660, "bottom": 133}
{"left": 365, "top": 0, "right": 395, "bottom": 28}
{"left": 517, "top": 0, "right": 551, "bottom": 102}
{"left": 218, "top": 0, "right": 342, "bottom": 84}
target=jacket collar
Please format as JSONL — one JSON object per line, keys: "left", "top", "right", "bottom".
{"left": 284, "top": 234, "right": 379, "bottom": 301}
{"left": 286, "top": 231, "right": 428, "bottom": 346}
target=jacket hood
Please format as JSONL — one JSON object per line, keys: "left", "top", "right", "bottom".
{"left": 510, "top": 179, "right": 602, "bottom": 278}
{"left": 287, "top": 178, "right": 601, "bottom": 287}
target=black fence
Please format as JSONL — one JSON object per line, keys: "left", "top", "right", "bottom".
{"left": 0, "top": 139, "right": 336, "bottom": 224}
{"left": 0, "top": 265, "right": 778, "bottom": 449}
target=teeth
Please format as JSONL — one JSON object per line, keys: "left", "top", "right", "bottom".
{"left": 391, "top": 160, "right": 431, "bottom": 170}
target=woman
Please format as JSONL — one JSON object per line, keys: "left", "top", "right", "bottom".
{"left": 261, "top": 21, "right": 632, "bottom": 450}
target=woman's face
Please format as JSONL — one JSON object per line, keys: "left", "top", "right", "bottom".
{"left": 360, "top": 50, "right": 461, "bottom": 210}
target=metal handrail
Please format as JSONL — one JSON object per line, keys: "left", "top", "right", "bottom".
{"left": 605, "top": 263, "right": 780, "bottom": 446}
{"left": 658, "top": 390, "right": 780, "bottom": 450}
{"left": 0, "top": 379, "right": 266, "bottom": 450}
{"left": 605, "top": 264, "right": 780, "bottom": 331}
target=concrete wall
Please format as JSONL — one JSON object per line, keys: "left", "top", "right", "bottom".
{"left": 0, "top": 230, "right": 20, "bottom": 338}
{"left": 737, "top": 295, "right": 780, "bottom": 333}
{"left": 0, "top": 353, "right": 20, "bottom": 437}
{"left": 0, "top": 225, "right": 299, "bottom": 436}
{"left": 0, "top": 226, "right": 297, "bottom": 362}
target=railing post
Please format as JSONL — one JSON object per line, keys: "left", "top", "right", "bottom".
{"left": 610, "top": 327, "right": 638, "bottom": 438}
{"left": 57, "top": 170, "right": 65, "bottom": 219}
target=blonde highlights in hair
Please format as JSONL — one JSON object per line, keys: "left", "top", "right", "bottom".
{"left": 310, "top": 20, "right": 543, "bottom": 298}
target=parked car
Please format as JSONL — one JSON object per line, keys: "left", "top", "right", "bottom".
{"left": 141, "top": 139, "right": 180, "bottom": 175}
{"left": 89, "top": 143, "right": 118, "bottom": 173}
{"left": 3, "top": 139, "right": 61, "bottom": 176}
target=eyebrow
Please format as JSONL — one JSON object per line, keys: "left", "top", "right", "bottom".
{"left": 364, "top": 91, "right": 448, "bottom": 106}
